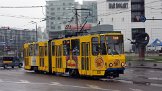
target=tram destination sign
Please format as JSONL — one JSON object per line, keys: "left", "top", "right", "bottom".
{"left": 107, "top": 0, "right": 129, "bottom": 9}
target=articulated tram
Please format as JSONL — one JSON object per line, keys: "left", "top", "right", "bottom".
{"left": 23, "top": 31, "right": 126, "bottom": 78}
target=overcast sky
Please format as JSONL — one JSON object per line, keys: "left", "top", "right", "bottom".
{"left": 0, "top": 0, "right": 95, "bottom": 31}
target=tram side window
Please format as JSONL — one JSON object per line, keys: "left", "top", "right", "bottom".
{"left": 35, "top": 44, "right": 39, "bottom": 56}
{"left": 71, "top": 39, "right": 80, "bottom": 56}
{"left": 29, "top": 44, "right": 33, "bottom": 56}
{"left": 27, "top": 48, "right": 29, "bottom": 57}
{"left": 23, "top": 49, "right": 26, "bottom": 57}
{"left": 100, "top": 36, "right": 107, "bottom": 55}
{"left": 63, "top": 40, "right": 70, "bottom": 56}
{"left": 39, "top": 46, "right": 44, "bottom": 56}
{"left": 33, "top": 44, "right": 36, "bottom": 56}
{"left": 52, "top": 42, "right": 55, "bottom": 56}
{"left": 33, "top": 44, "right": 38, "bottom": 56}
{"left": 92, "top": 37, "right": 99, "bottom": 55}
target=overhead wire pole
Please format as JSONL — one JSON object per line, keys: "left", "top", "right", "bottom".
{"left": 74, "top": 8, "right": 90, "bottom": 32}
{"left": 36, "top": 23, "right": 38, "bottom": 42}
{"left": 30, "top": 21, "right": 38, "bottom": 42}
{"left": 75, "top": 9, "right": 79, "bottom": 32}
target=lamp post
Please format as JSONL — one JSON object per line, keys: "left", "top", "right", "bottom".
{"left": 30, "top": 21, "right": 38, "bottom": 42}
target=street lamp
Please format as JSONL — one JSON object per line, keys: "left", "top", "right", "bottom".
{"left": 30, "top": 21, "right": 38, "bottom": 42}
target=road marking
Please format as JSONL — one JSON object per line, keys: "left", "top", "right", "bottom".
{"left": 129, "top": 88, "right": 143, "bottom": 91}
{"left": 86, "top": 84, "right": 120, "bottom": 91}
{"left": 49, "top": 82, "right": 63, "bottom": 86}
{"left": 148, "top": 77, "right": 162, "bottom": 80}
{"left": 118, "top": 80, "right": 132, "bottom": 84}
{"left": 15, "top": 80, "right": 30, "bottom": 84}
{"left": 151, "top": 83, "right": 162, "bottom": 87}
{"left": 0, "top": 79, "right": 3, "bottom": 82}
{"left": 64, "top": 84, "right": 119, "bottom": 91}
{"left": 87, "top": 84, "right": 102, "bottom": 89}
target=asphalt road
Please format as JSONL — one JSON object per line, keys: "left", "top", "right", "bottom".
{"left": 0, "top": 67, "right": 162, "bottom": 91}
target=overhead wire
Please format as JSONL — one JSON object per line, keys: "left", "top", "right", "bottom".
{"left": 0, "top": 0, "right": 161, "bottom": 23}
{"left": 0, "top": 6, "right": 45, "bottom": 8}
{"left": 0, "top": 14, "right": 44, "bottom": 19}
{"left": 97, "top": 0, "right": 162, "bottom": 17}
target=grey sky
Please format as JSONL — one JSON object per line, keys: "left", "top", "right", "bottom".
{"left": 0, "top": 0, "right": 95, "bottom": 31}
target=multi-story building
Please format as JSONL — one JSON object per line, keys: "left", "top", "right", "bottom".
{"left": 0, "top": 27, "right": 36, "bottom": 57}
{"left": 81, "top": 1, "right": 98, "bottom": 24}
{"left": 46, "top": 0, "right": 80, "bottom": 39}
{"left": 97, "top": 0, "right": 162, "bottom": 52}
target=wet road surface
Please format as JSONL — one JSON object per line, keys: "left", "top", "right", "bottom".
{"left": 0, "top": 68, "right": 162, "bottom": 91}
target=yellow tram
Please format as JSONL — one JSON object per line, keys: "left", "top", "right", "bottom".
{"left": 23, "top": 31, "right": 126, "bottom": 78}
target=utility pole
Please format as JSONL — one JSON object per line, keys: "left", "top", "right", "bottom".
{"left": 30, "top": 21, "right": 38, "bottom": 41}
{"left": 36, "top": 23, "right": 38, "bottom": 41}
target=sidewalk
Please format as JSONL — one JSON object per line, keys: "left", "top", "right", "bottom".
{"left": 126, "top": 60, "right": 162, "bottom": 69}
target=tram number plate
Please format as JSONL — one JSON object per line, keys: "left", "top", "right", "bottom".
{"left": 97, "top": 71, "right": 101, "bottom": 74}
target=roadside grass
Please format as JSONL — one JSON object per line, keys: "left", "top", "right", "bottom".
{"left": 126, "top": 55, "right": 162, "bottom": 62}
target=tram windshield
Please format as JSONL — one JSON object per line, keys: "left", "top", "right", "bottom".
{"left": 106, "top": 35, "right": 124, "bottom": 55}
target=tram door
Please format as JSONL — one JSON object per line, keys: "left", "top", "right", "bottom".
{"left": 39, "top": 46, "right": 44, "bottom": 71}
{"left": 24, "top": 45, "right": 30, "bottom": 69}
{"left": 55, "top": 45, "right": 62, "bottom": 72}
{"left": 81, "top": 42, "right": 90, "bottom": 75}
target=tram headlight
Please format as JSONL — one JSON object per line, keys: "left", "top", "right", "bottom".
{"left": 121, "top": 62, "right": 125, "bottom": 67}
{"left": 109, "top": 63, "right": 113, "bottom": 67}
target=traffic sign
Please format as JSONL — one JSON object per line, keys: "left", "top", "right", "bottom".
{"left": 140, "top": 16, "right": 146, "bottom": 22}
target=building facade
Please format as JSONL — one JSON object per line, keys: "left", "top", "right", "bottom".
{"left": 97, "top": 0, "right": 162, "bottom": 52}
{"left": 0, "top": 27, "right": 36, "bottom": 57}
{"left": 46, "top": 0, "right": 80, "bottom": 39}
{"left": 81, "top": 1, "right": 98, "bottom": 24}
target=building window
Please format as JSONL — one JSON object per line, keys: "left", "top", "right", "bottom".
{"left": 46, "top": 11, "right": 49, "bottom": 14}
{"left": 131, "top": 0, "right": 145, "bottom": 22}
{"left": 63, "top": 3, "right": 65, "bottom": 6}
{"left": 57, "top": 8, "right": 60, "bottom": 10}
{"left": 51, "top": 22, "right": 54, "bottom": 25}
{"left": 63, "top": 7, "right": 65, "bottom": 10}
{"left": 69, "top": 3, "right": 72, "bottom": 6}
{"left": 51, "top": 26, "right": 55, "bottom": 29}
{"left": 51, "top": 8, "right": 55, "bottom": 11}
{"left": 57, "top": 17, "right": 60, "bottom": 20}
{"left": 51, "top": 12, "right": 55, "bottom": 15}
{"left": 58, "top": 26, "right": 61, "bottom": 29}
{"left": 50, "top": 3, "right": 53, "bottom": 6}
{"left": 51, "top": 17, "right": 55, "bottom": 20}
{"left": 63, "top": 21, "right": 66, "bottom": 24}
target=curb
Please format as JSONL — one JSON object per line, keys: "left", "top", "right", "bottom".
{"left": 126, "top": 61, "right": 162, "bottom": 69}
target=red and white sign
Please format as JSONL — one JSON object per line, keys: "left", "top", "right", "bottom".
{"left": 65, "top": 24, "right": 92, "bottom": 31}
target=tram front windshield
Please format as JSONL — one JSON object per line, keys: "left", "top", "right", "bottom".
{"left": 106, "top": 35, "right": 123, "bottom": 55}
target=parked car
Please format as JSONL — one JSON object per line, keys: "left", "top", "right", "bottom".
{"left": 0, "top": 57, "right": 23, "bottom": 69}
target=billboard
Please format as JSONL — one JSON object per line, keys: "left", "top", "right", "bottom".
{"left": 65, "top": 24, "right": 92, "bottom": 31}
